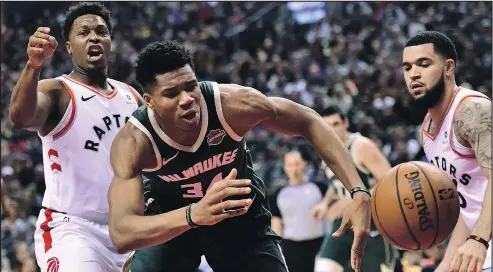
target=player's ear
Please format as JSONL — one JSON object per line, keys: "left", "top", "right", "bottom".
{"left": 143, "top": 93, "right": 154, "bottom": 109}
{"left": 444, "top": 59, "right": 455, "bottom": 76}
{"left": 65, "top": 41, "right": 72, "bottom": 56}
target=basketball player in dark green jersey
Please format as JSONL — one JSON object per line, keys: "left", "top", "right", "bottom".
{"left": 108, "top": 41, "right": 373, "bottom": 272}
{"left": 313, "top": 106, "right": 397, "bottom": 272}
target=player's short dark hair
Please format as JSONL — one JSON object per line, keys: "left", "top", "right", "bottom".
{"left": 319, "top": 106, "right": 346, "bottom": 120}
{"left": 136, "top": 41, "right": 195, "bottom": 93}
{"left": 405, "top": 31, "right": 458, "bottom": 66}
{"left": 61, "top": 2, "right": 112, "bottom": 41}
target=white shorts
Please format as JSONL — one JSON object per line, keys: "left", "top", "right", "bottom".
{"left": 34, "top": 208, "right": 131, "bottom": 272}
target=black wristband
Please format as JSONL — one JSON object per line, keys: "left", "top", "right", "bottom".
{"left": 350, "top": 186, "right": 371, "bottom": 199}
{"left": 468, "top": 235, "right": 490, "bottom": 249}
{"left": 186, "top": 204, "right": 200, "bottom": 229}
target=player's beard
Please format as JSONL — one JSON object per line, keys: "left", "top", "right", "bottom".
{"left": 410, "top": 72, "right": 445, "bottom": 110}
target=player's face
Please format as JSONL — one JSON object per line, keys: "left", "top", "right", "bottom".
{"left": 145, "top": 65, "right": 202, "bottom": 132}
{"left": 66, "top": 14, "right": 111, "bottom": 72}
{"left": 402, "top": 43, "right": 448, "bottom": 109}
{"left": 283, "top": 152, "right": 305, "bottom": 179}
{"left": 322, "top": 114, "right": 348, "bottom": 140}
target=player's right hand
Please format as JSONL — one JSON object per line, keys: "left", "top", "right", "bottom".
{"left": 27, "top": 27, "right": 58, "bottom": 68}
{"left": 190, "top": 169, "right": 253, "bottom": 226}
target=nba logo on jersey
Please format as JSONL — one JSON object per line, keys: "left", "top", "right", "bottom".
{"left": 207, "top": 129, "right": 226, "bottom": 146}
{"left": 125, "top": 94, "right": 136, "bottom": 104}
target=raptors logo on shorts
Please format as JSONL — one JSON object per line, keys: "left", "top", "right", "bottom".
{"left": 47, "top": 257, "right": 60, "bottom": 272}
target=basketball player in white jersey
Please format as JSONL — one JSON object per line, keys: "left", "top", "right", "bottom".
{"left": 8, "top": 2, "right": 142, "bottom": 271}
{"left": 402, "top": 31, "right": 491, "bottom": 272}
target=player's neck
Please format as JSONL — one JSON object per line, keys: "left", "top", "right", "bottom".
{"left": 341, "top": 132, "right": 351, "bottom": 146}
{"left": 69, "top": 68, "right": 108, "bottom": 91}
{"left": 156, "top": 116, "right": 201, "bottom": 146}
{"left": 428, "top": 83, "right": 458, "bottom": 124}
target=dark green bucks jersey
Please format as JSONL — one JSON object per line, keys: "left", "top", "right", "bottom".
{"left": 129, "top": 81, "right": 275, "bottom": 240}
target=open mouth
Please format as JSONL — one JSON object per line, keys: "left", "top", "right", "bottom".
{"left": 182, "top": 111, "right": 197, "bottom": 120}
{"left": 87, "top": 47, "right": 103, "bottom": 62}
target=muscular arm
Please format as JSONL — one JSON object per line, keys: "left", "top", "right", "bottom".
{"left": 220, "top": 85, "right": 368, "bottom": 193}
{"left": 108, "top": 124, "right": 191, "bottom": 253}
{"left": 454, "top": 97, "right": 492, "bottom": 240}
{"left": 355, "top": 138, "right": 392, "bottom": 183}
{"left": 8, "top": 63, "right": 63, "bottom": 132}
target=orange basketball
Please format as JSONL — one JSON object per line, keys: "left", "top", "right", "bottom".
{"left": 371, "top": 161, "right": 460, "bottom": 250}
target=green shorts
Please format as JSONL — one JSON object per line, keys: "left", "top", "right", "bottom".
{"left": 317, "top": 219, "right": 396, "bottom": 272}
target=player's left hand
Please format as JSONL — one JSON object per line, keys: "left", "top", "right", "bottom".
{"left": 332, "top": 192, "right": 371, "bottom": 272}
{"left": 311, "top": 202, "right": 328, "bottom": 221}
{"left": 450, "top": 239, "right": 487, "bottom": 272}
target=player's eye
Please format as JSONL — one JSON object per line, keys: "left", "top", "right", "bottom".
{"left": 163, "top": 91, "right": 178, "bottom": 98}
{"left": 79, "top": 30, "right": 89, "bottom": 36}
{"left": 185, "top": 83, "right": 197, "bottom": 92}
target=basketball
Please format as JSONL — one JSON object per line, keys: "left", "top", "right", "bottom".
{"left": 371, "top": 161, "right": 460, "bottom": 250}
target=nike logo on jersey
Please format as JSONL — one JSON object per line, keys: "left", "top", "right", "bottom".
{"left": 81, "top": 95, "right": 96, "bottom": 101}
{"left": 162, "top": 151, "right": 180, "bottom": 166}
{"left": 145, "top": 198, "right": 155, "bottom": 210}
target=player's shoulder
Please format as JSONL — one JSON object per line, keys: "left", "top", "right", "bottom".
{"left": 452, "top": 93, "right": 491, "bottom": 124}
{"left": 352, "top": 133, "right": 379, "bottom": 153}
{"left": 38, "top": 78, "right": 67, "bottom": 95}
{"left": 217, "top": 83, "right": 275, "bottom": 116}
{"left": 454, "top": 94, "right": 491, "bottom": 118}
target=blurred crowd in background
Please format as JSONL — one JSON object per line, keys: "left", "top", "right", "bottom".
{"left": 1, "top": 2, "right": 491, "bottom": 272}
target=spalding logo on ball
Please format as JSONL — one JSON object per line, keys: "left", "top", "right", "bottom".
{"left": 371, "top": 161, "right": 460, "bottom": 250}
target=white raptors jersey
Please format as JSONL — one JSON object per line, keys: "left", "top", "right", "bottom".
{"left": 422, "top": 87, "right": 492, "bottom": 269}
{"left": 39, "top": 75, "right": 140, "bottom": 220}
{"left": 422, "top": 87, "right": 490, "bottom": 231}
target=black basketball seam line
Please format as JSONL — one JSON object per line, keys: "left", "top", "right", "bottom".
{"left": 373, "top": 169, "right": 408, "bottom": 250}
{"left": 396, "top": 165, "right": 422, "bottom": 250}
{"left": 411, "top": 162, "right": 440, "bottom": 249}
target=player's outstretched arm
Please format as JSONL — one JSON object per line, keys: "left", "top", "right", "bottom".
{"left": 108, "top": 123, "right": 253, "bottom": 253}
{"left": 450, "top": 97, "right": 491, "bottom": 272}
{"left": 218, "top": 85, "right": 368, "bottom": 193}
{"left": 9, "top": 27, "right": 61, "bottom": 131}
{"left": 219, "top": 85, "right": 370, "bottom": 271}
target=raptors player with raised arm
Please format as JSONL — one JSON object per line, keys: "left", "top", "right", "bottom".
{"left": 402, "top": 31, "right": 491, "bottom": 272}
{"left": 8, "top": 2, "right": 142, "bottom": 271}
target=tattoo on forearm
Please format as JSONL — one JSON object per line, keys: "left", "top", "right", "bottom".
{"left": 454, "top": 99, "right": 492, "bottom": 171}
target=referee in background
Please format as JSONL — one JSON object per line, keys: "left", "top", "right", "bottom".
{"left": 270, "top": 150, "right": 329, "bottom": 272}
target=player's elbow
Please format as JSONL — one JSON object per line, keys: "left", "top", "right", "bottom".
{"left": 109, "top": 218, "right": 134, "bottom": 254}
{"left": 110, "top": 225, "right": 132, "bottom": 254}
{"left": 8, "top": 107, "right": 32, "bottom": 130}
